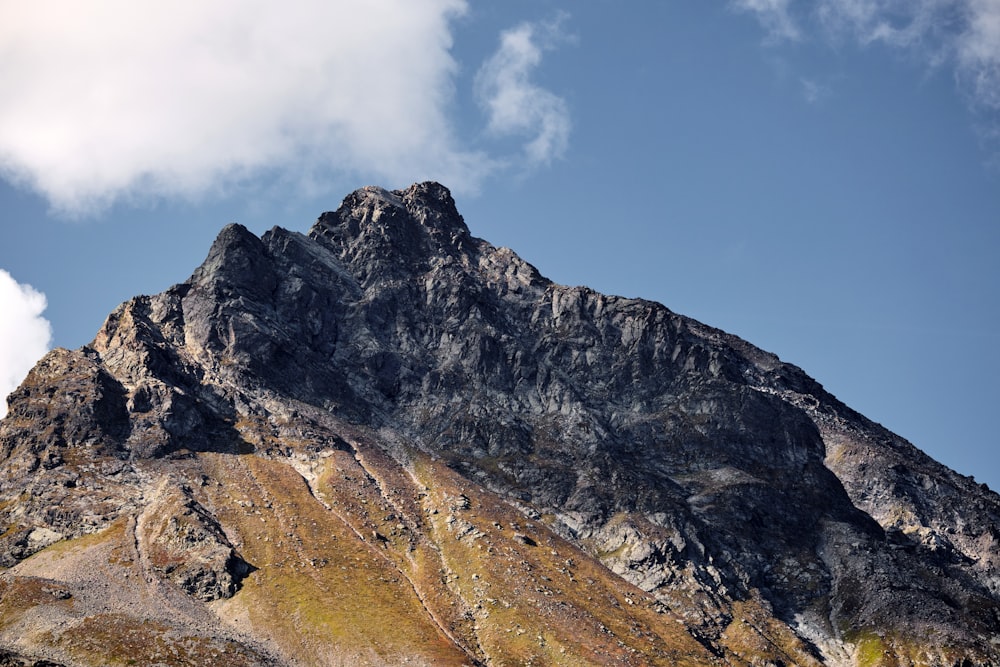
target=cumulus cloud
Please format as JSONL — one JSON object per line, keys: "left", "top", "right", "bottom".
{"left": 0, "top": 270, "right": 52, "bottom": 419}
{"left": 0, "top": 0, "right": 505, "bottom": 214}
{"left": 474, "top": 16, "right": 572, "bottom": 167}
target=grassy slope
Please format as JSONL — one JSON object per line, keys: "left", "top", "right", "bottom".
{"left": 1, "top": 408, "right": 980, "bottom": 666}
{"left": 202, "top": 452, "right": 472, "bottom": 666}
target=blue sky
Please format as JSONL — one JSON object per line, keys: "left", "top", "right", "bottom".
{"left": 1, "top": 1, "right": 998, "bottom": 491}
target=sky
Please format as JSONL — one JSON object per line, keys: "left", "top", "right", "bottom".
{"left": 1, "top": 1, "right": 998, "bottom": 491}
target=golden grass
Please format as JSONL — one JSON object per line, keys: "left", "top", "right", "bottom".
{"left": 201, "top": 452, "right": 472, "bottom": 666}
{"left": 719, "top": 597, "right": 824, "bottom": 667}
{"left": 409, "top": 454, "right": 721, "bottom": 666}
{"left": 842, "top": 626, "right": 988, "bottom": 667}
{"left": 58, "top": 613, "right": 266, "bottom": 667}
{"left": 0, "top": 575, "right": 74, "bottom": 632}
{"left": 10, "top": 407, "right": 985, "bottom": 666}
{"left": 28, "top": 516, "right": 128, "bottom": 560}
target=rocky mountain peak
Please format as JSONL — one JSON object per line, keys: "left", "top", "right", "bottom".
{"left": 309, "top": 182, "right": 478, "bottom": 283}
{"left": 0, "top": 182, "right": 998, "bottom": 666}
{"left": 190, "top": 222, "right": 276, "bottom": 296}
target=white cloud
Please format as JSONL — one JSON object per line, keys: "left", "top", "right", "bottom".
{"left": 474, "top": 16, "right": 572, "bottom": 167}
{"left": 815, "top": 0, "right": 1000, "bottom": 113}
{"left": 731, "top": 0, "right": 802, "bottom": 42}
{"left": 0, "top": 270, "right": 52, "bottom": 419}
{"left": 738, "top": 1, "right": 1000, "bottom": 135}
{"left": 0, "top": 0, "right": 503, "bottom": 214}
{"left": 956, "top": 0, "right": 1000, "bottom": 111}
{"left": 816, "top": 0, "right": 961, "bottom": 51}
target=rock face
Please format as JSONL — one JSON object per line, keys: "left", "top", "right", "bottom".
{"left": 1, "top": 181, "right": 998, "bottom": 666}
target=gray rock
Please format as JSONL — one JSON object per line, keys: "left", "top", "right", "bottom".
{"left": 1, "top": 181, "right": 997, "bottom": 664}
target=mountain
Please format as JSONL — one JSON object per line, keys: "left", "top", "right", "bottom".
{"left": 1, "top": 182, "right": 998, "bottom": 666}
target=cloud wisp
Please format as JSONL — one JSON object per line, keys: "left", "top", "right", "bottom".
{"left": 734, "top": 1, "right": 1000, "bottom": 116}
{"left": 731, "top": 0, "right": 802, "bottom": 42}
{"left": 474, "top": 16, "right": 572, "bottom": 168}
{"left": 800, "top": 77, "right": 832, "bottom": 104}
{"left": 0, "top": 0, "right": 531, "bottom": 214}
{"left": 0, "top": 270, "right": 52, "bottom": 420}
{"left": 955, "top": 0, "right": 1000, "bottom": 113}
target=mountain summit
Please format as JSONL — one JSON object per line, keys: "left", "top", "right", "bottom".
{"left": 1, "top": 182, "right": 998, "bottom": 666}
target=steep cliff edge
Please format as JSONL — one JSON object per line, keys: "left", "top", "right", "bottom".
{"left": 1, "top": 182, "right": 997, "bottom": 666}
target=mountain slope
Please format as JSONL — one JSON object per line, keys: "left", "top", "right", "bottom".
{"left": 1, "top": 182, "right": 997, "bottom": 666}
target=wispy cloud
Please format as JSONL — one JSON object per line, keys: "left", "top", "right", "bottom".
{"left": 801, "top": 77, "right": 833, "bottom": 103}
{"left": 0, "top": 0, "right": 506, "bottom": 214}
{"left": 0, "top": 270, "right": 52, "bottom": 419}
{"left": 819, "top": 0, "right": 1000, "bottom": 120}
{"left": 815, "top": 0, "right": 962, "bottom": 50}
{"left": 735, "top": 0, "right": 1000, "bottom": 148}
{"left": 474, "top": 15, "right": 572, "bottom": 167}
{"left": 731, "top": 0, "right": 802, "bottom": 42}
{"left": 955, "top": 0, "right": 1000, "bottom": 112}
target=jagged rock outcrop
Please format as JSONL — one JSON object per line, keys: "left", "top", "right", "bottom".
{"left": 0, "top": 182, "right": 998, "bottom": 666}
{"left": 137, "top": 477, "right": 252, "bottom": 601}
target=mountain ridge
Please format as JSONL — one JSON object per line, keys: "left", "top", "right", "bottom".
{"left": 0, "top": 181, "right": 997, "bottom": 666}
